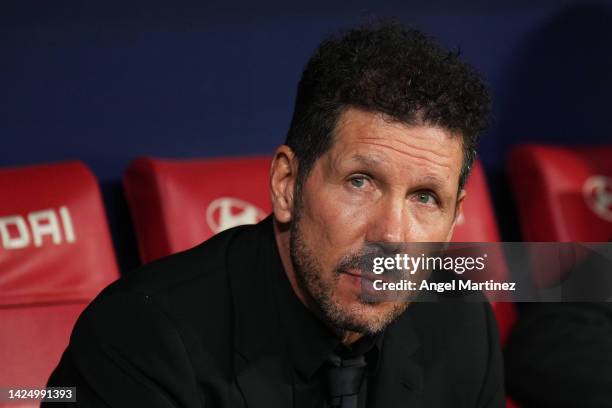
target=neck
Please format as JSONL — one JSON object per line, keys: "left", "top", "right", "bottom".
{"left": 273, "top": 218, "right": 364, "bottom": 346}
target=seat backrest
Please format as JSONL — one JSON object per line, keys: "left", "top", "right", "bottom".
{"left": 451, "top": 161, "right": 515, "bottom": 345}
{"left": 452, "top": 160, "right": 501, "bottom": 242}
{"left": 124, "top": 156, "right": 272, "bottom": 263}
{"left": 0, "top": 161, "right": 119, "bottom": 395}
{"left": 508, "top": 144, "right": 612, "bottom": 242}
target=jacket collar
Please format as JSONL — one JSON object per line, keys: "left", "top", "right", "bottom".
{"left": 369, "top": 310, "right": 423, "bottom": 407}
{"left": 228, "top": 216, "right": 280, "bottom": 362}
{"left": 227, "top": 216, "right": 293, "bottom": 407}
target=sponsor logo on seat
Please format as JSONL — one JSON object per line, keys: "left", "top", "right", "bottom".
{"left": 0, "top": 206, "right": 76, "bottom": 250}
{"left": 206, "top": 197, "right": 266, "bottom": 233}
{"left": 583, "top": 175, "right": 612, "bottom": 222}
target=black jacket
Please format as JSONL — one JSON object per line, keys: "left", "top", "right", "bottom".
{"left": 46, "top": 218, "right": 504, "bottom": 407}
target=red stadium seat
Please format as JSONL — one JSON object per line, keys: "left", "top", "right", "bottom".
{"left": 508, "top": 144, "right": 612, "bottom": 242}
{"left": 452, "top": 161, "right": 516, "bottom": 346}
{"left": 0, "top": 161, "right": 119, "bottom": 403}
{"left": 456, "top": 161, "right": 517, "bottom": 408}
{"left": 453, "top": 161, "right": 501, "bottom": 243}
{"left": 124, "top": 156, "right": 272, "bottom": 264}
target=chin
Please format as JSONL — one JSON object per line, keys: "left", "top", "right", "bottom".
{"left": 326, "top": 297, "right": 407, "bottom": 335}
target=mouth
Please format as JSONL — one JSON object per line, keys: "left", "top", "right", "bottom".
{"left": 339, "top": 269, "right": 395, "bottom": 303}
{"left": 340, "top": 269, "right": 388, "bottom": 287}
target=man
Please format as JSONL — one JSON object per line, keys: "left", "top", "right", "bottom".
{"left": 46, "top": 22, "right": 503, "bottom": 407}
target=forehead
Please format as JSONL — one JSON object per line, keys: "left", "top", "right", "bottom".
{"left": 327, "top": 108, "right": 463, "bottom": 181}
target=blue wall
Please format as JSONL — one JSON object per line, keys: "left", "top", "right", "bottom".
{"left": 3, "top": 1, "right": 611, "bottom": 272}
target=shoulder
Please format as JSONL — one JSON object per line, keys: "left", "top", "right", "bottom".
{"left": 73, "top": 223, "right": 258, "bottom": 348}
{"left": 114, "top": 223, "right": 246, "bottom": 296}
{"left": 96, "top": 222, "right": 252, "bottom": 305}
{"left": 407, "top": 297, "right": 496, "bottom": 347}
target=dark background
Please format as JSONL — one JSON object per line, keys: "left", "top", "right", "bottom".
{"left": 2, "top": 0, "right": 611, "bottom": 273}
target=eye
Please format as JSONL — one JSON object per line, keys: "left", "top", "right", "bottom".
{"left": 350, "top": 177, "right": 366, "bottom": 188}
{"left": 348, "top": 175, "right": 370, "bottom": 189}
{"left": 415, "top": 191, "right": 438, "bottom": 205}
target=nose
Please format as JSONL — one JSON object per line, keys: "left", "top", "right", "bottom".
{"left": 365, "top": 195, "right": 406, "bottom": 243}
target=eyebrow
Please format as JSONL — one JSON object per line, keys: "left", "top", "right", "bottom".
{"left": 418, "top": 175, "right": 447, "bottom": 191}
{"left": 347, "top": 153, "right": 386, "bottom": 167}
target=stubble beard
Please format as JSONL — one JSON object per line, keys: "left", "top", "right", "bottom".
{"left": 288, "top": 199, "right": 409, "bottom": 336}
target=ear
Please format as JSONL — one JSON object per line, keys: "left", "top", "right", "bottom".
{"left": 270, "top": 145, "right": 298, "bottom": 224}
{"left": 445, "top": 188, "right": 467, "bottom": 242}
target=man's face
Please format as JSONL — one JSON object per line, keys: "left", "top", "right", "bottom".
{"left": 288, "top": 107, "right": 465, "bottom": 335}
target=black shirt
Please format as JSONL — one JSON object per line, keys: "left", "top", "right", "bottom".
{"left": 266, "top": 225, "right": 382, "bottom": 408}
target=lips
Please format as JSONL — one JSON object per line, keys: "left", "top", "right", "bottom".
{"left": 340, "top": 269, "right": 391, "bottom": 284}
{"left": 344, "top": 271, "right": 373, "bottom": 282}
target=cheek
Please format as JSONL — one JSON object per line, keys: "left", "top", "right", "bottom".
{"left": 407, "top": 209, "right": 456, "bottom": 241}
{"left": 298, "top": 184, "right": 367, "bottom": 265}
